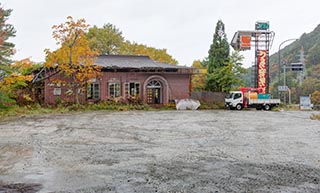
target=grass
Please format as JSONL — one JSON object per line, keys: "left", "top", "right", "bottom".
{"left": 198, "top": 101, "right": 225, "bottom": 110}
{"left": 0, "top": 101, "right": 175, "bottom": 119}
{"left": 0, "top": 104, "right": 65, "bottom": 118}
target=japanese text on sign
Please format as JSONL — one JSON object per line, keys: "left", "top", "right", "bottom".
{"left": 257, "top": 50, "right": 267, "bottom": 94}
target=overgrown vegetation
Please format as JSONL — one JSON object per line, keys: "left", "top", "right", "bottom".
{"left": 310, "top": 114, "right": 320, "bottom": 120}
{"left": 0, "top": 100, "right": 230, "bottom": 119}
{"left": 198, "top": 101, "right": 225, "bottom": 110}
{"left": 0, "top": 101, "right": 152, "bottom": 118}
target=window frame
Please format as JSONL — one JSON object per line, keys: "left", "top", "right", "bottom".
{"left": 125, "top": 82, "right": 140, "bottom": 97}
{"left": 87, "top": 83, "right": 100, "bottom": 100}
{"left": 108, "top": 82, "right": 121, "bottom": 98}
{"left": 234, "top": 93, "right": 242, "bottom": 100}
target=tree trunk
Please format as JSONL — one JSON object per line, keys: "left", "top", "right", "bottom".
{"left": 72, "top": 75, "right": 79, "bottom": 105}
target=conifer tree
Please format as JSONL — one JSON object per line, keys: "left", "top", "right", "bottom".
{"left": 206, "top": 20, "right": 230, "bottom": 91}
{"left": 0, "top": 3, "right": 16, "bottom": 79}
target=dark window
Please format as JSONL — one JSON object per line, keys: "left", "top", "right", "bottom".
{"left": 87, "top": 83, "right": 100, "bottom": 100}
{"left": 234, "top": 93, "right": 242, "bottom": 99}
{"left": 127, "top": 82, "right": 140, "bottom": 96}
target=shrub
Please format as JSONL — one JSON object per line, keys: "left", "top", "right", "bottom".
{"left": 199, "top": 101, "right": 225, "bottom": 110}
{"left": 311, "top": 91, "right": 320, "bottom": 105}
{"left": 310, "top": 114, "right": 320, "bottom": 120}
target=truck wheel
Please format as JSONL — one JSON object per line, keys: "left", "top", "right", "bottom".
{"left": 236, "top": 104, "right": 243, "bottom": 110}
{"left": 264, "top": 104, "right": 271, "bottom": 111}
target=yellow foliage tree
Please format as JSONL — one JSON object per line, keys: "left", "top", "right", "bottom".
{"left": 191, "top": 60, "right": 207, "bottom": 91}
{"left": 120, "top": 41, "right": 178, "bottom": 65}
{"left": 45, "top": 16, "right": 101, "bottom": 104}
{"left": 0, "top": 58, "right": 36, "bottom": 105}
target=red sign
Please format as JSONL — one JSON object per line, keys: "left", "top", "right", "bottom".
{"left": 257, "top": 50, "right": 267, "bottom": 94}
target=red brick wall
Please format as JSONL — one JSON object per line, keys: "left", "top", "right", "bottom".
{"left": 45, "top": 71, "right": 191, "bottom": 105}
{"left": 162, "top": 74, "right": 191, "bottom": 102}
{"left": 44, "top": 73, "right": 88, "bottom": 105}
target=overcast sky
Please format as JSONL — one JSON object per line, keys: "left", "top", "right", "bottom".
{"left": 2, "top": 0, "right": 320, "bottom": 67}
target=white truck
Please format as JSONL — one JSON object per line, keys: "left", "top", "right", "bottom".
{"left": 225, "top": 88, "right": 280, "bottom": 111}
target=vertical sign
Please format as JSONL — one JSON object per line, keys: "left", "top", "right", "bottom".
{"left": 257, "top": 50, "right": 267, "bottom": 94}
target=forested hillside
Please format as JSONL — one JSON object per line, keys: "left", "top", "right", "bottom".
{"left": 269, "top": 24, "right": 320, "bottom": 80}
{"left": 267, "top": 24, "right": 320, "bottom": 104}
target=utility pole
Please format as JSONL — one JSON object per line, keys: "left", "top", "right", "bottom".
{"left": 297, "top": 47, "right": 305, "bottom": 85}
{"left": 278, "top": 38, "right": 297, "bottom": 98}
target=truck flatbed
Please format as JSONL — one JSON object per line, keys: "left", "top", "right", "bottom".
{"left": 249, "top": 99, "right": 280, "bottom": 105}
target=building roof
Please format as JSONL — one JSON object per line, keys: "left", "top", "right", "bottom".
{"left": 95, "top": 55, "right": 185, "bottom": 70}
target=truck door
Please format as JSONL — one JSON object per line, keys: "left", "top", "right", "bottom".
{"left": 233, "top": 92, "right": 243, "bottom": 110}
{"left": 233, "top": 93, "right": 242, "bottom": 104}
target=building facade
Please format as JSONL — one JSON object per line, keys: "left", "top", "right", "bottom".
{"left": 44, "top": 55, "right": 193, "bottom": 105}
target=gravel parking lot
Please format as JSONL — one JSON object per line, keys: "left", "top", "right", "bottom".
{"left": 0, "top": 110, "right": 319, "bottom": 193}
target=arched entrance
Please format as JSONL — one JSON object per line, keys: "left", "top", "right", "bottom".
{"left": 146, "top": 79, "right": 162, "bottom": 104}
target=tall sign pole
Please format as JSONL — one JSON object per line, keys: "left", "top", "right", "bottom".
{"left": 230, "top": 21, "right": 275, "bottom": 93}
{"left": 255, "top": 21, "right": 271, "bottom": 93}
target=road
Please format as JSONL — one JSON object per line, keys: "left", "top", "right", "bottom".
{"left": 0, "top": 110, "right": 319, "bottom": 193}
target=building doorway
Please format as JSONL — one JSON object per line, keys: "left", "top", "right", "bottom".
{"left": 146, "top": 80, "right": 162, "bottom": 104}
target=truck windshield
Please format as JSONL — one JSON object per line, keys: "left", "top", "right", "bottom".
{"left": 226, "top": 93, "right": 233, "bottom": 99}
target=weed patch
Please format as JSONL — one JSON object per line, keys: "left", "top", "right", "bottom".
{"left": 310, "top": 114, "right": 320, "bottom": 120}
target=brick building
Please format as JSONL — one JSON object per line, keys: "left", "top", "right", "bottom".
{"left": 43, "top": 55, "right": 193, "bottom": 105}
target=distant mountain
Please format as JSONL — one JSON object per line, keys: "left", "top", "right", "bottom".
{"left": 269, "top": 24, "right": 320, "bottom": 83}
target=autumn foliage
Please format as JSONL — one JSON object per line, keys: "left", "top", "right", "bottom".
{"left": 45, "top": 16, "right": 101, "bottom": 81}
{"left": 45, "top": 16, "right": 101, "bottom": 104}
{"left": 191, "top": 60, "right": 207, "bottom": 91}
{"left": 0, "top": 58, "right": 38, "bottom": 105}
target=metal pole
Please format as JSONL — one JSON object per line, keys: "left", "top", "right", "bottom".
{"left": 283, "top": 65, "right": 286, "bottom": 105}
{"left": 278, "top": 39, "right": 297, "bottom": 98}
{"left": 288, "top": 88, "right": 291, "bottom": 105}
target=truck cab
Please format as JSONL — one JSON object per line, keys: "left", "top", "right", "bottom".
{"left": 225, "top": 91, "right": 244, "bottom": 110}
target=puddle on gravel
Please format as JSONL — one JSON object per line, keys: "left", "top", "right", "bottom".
{"left": 0, "top": 182, "right": 42, "bottom": 193}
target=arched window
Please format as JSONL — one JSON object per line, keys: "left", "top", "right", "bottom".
{"left": 146, "top": 79, "right": 162, "bottom": 104}
{"left": 147, "top": 80, "right": 162, "bottom": 88}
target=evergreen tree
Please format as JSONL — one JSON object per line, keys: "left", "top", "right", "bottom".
{"left": 207, "top": 20, "right": 229, "bottom": 74}
{"left": 0, "top": 3, "right": 16, "bottom": 80}
{"left": 205, "top": 20, "right": 230, "bottom": 92}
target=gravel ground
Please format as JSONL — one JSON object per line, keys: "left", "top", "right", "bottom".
{"left": 0, "top": 110, "right": 319, "bottom": 193}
